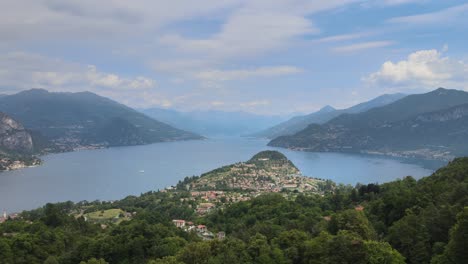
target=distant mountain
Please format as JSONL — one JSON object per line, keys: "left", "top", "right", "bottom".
{"left": 141, "top": 108, "right": 289, "bottom": 137}
{"left": 0, "top": 112, "right": 40, "bottom": 170}
{"left": 269, "top": 88, "right": 468, "bottom": 160}
{"left": 0, "top": 89, "right": 202, "bottom": 150}
{"left": 251, "top": 93, "right": 407, "bottom": 139}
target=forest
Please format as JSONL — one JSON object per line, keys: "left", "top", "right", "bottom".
{"left": 1, "top": 158, "right": 468, "bottom": 264}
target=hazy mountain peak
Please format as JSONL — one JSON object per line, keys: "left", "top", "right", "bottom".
{"left": 432, "top": 87, "right": 452, "bottom": 95}
{"left": 17, "top": 88, "right": 49, "bottom": 95}
{"left": 318, "top": 105, "right": 336, "bottom": 113}
{"left": 251, "top": 92, "right": 407, "bottom": 139}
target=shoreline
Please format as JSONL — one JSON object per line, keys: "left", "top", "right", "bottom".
{"left": 276, "top": 146, "right": 453, "bottom": 163}
{"left": 1, "top": 137, "right": 206, "bottom": 172}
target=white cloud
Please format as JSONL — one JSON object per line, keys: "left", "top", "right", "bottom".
{"left": 383, "top": 0, "right": 424, "bottom": 6}
{"left": 0, "top": 51, "right": 157, "bottom": 98}
{"left": 0, "top": 0, "right": 242, "bottom": 44}
{"left": 194, "top": 66, "right": 304, "bottom": 82}
{"left": 86, "top": 65, "right": 155, "bottom": 89}
{"left": 314, "top": 32, "right": 373, "bottom": 43}
{"left": 159, "top": 12, "right": 317, "bottom": 59}
{"left": 332, "top": 41, "right": 394, "bottom": 53}
{"left": 151, "top": 59, "right": 216, "bottom": 75}
{"left": 158, "top": 1, "right": 357, "bottom": 59}
{"left": 360, "top": 0, "right": 425, "bottom": 8}
{"left": 240, "top": 100, "right": 270, "bottom": 107}
{"left": 364, "top": 48, "right": 468, "bottom": 90}
{"left": 210, "top": 101, "right": 225, "bottom": 106}
{"left": 388, "top": 3, "right": 468, "bottom": 24}
{"left": 0, "top": 52, "right": 155, "bottom": 92}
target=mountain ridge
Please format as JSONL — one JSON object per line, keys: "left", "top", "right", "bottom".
{"left": 0, "top": 89, "right": 202, "bottom": 151}
{"left": 269, "top": 88, "right": 468, "bottom": 160}
{"left": 251, "top": 93, "right": 407, "bottom": 139}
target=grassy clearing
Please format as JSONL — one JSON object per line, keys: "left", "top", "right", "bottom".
{"left": 84, "top": 209, "right": 130, "bottom": 224}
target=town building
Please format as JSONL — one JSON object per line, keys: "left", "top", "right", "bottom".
{"left": 172, "top": 219, "right": 186, "bottom": 228}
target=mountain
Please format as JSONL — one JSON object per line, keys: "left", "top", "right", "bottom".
{"left": 0, "top": 112, "right": 40, "bottom": 170}
{"left": 252, "top": 93, "right": 407, "bottom": 139}
{"left": 141, "top": 108, "right": 289, "bottom": 137}
{"left": 0, "top": 89, "right": 202, "bottom": 150}
{"left": 269, "top": 88, "right": 468, "bottom": 160}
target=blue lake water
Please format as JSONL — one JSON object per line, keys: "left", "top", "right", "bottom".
{"left": 0, "top": 137, "right": 444, "bottom": 212}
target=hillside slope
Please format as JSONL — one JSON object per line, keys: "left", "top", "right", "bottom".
{"left": 269, "top": 88, "right": 468, "bottom": 160}
{"left": 0, "top": 89, "right": 202, "bottom": 150}
{"left": 253, "top": 93, "right": 406, "bottom": 139}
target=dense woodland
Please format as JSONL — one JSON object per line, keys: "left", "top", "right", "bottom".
{"left": 1, "top": 158, "right": 468, "bottom": 263}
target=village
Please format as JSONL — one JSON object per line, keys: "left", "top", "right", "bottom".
{"left": 162, "top": 152, "right": 335, "bottom": 219}
{"left": 0, "top": 210, "right": 20, "bottom": 224}
{"left": 172, "top": 219, "right": 225, "bottom": 241}
{"left": 1, "top": 151, "right": 333, "bottom": 244}
{"left": 187, "top": 159, "right": 327, "bottom": 194}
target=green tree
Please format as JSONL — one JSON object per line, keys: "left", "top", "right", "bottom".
{"left": 79, "top": 258, "right": 109, "bottom": 264}
{"left": 247, "top": 234, "right": 276, "bottom": 264}
{"left": 273, "top": 230, "right": 308, "bottom": 264}
{"left": 303, "top": 231, "right": 333, "bottom": 264}
{"left": 177, "top": 242, "right": 212, "bottom": 264}
{"left": 152, "top": 237, "right": 187, "bottom": 258}
{"left": 364, "top": 241, "right": 405, "bottom": 264}
{"left": 44, "top": 256, "right": 60, "bottom": 264}
{"left": 328, "top": 209, "right": 377, "bottom": 240}
{"left": 148, "top": 256, "right": 183, "bottom": 264}
{"left": 387, "top": 212, "right": 431, "bottom": 264}
{"left": 434, "top": 207, "right": 468, "bottom": 264}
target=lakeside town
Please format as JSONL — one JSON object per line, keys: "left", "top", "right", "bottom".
{"left": 1, "top": 151, "right": 335, "bottom": 244}
{"left": 180, "top": 151, "right": 332, "bottom": 195}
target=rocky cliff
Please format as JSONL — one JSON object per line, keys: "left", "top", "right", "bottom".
{"left": 0, "top": 112, "right": 39, "bottom": 171}
{"left": 0, "top": 112, "right": 34, "bottom": 153}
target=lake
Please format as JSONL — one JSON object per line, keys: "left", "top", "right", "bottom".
{"left": 0, "top": 137, "right": 444, "bottom": 213}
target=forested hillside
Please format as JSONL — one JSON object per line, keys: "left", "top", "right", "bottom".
{"left": 0, "top": 89, "right": 202, "bottom": 150}
{"left": 1, "top": 157, "right": 468, "bottom": 263}
{"left": 270, "top": 88, "right": 468, "bottom": 160}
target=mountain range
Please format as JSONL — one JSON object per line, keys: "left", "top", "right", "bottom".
{"left": 251, "top": 93, "right": 407, "bottom": 139}
{"left": 269, "top": 88, "right": 468, "bottom": 160}
{"left": 0, "top": 89, "right": 202, "bottom": 151}
{"left": 141, "top": 108, "right": 290, "bottom": 137}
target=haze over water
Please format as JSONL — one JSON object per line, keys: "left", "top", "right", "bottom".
{"left": 0, "top": 138, "right": 440, "bottom": 213}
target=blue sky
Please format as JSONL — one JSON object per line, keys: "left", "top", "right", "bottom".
{"left": 1, "top": 0, "right": 468, "bottom": 115}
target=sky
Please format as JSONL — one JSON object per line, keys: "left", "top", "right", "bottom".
{"left": 1, "top": 0, "right": 468, "bottom": 115}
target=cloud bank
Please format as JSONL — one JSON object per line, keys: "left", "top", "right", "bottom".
{"left": 364, "top": 48, "right": 468, "bottom": 91}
